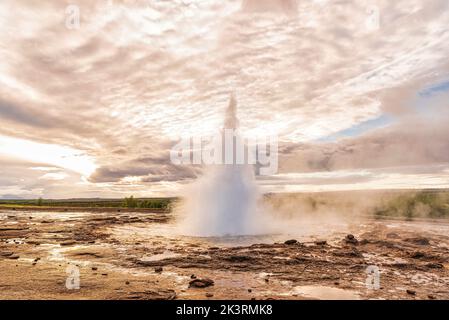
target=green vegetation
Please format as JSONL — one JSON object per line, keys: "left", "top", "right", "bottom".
{"left": 373, "top": 190, "right": 449, "bottom": 219}
{"left": 0, "top": 197, "right": 174, "bottom": 210}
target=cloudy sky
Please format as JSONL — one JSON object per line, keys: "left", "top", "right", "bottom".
{"left": 1, "top": 0, "right": 449, "bottom": 198}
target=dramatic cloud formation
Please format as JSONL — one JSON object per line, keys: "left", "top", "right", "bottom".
{"left": 0, "top": 0, "right": 448, "bottom": 198}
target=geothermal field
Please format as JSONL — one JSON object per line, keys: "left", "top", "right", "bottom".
{"left": 1, "top": 190, "right": 449, "bottom": 300}
{"left": 1, "top": 0, "right": 449, "bottom": 306}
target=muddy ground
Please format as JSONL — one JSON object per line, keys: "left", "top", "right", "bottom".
{"left": 1, "top": 209, "right": 448, "bottom": 300}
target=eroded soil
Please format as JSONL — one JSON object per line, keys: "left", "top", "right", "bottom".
{"left": 1, "top": 209, "right": 448, "bottom": 300}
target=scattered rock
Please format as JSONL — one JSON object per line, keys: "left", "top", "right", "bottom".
{"left": 190, "top": 274, "right": 196, "bottom": 279}
{"left": 8, "top": 254, "right": 20, "bottom": 259}
{"left": 406, "top": 289, "right": 416, "bottom": 295}
{"left": 205, "top": 293, "right": 213, "bottom": 298}
{"left": 0, "top": 251, "right": 14, "bottom": 257}
{"left": 284, "top": 239, "right": 298, "bottom": 245}
{"left": 189, "top": 278, "right": 214, "bottom": 288}
{"left": 344, "top": 234, "right": 358, "bottom": 245}
{"left": 154, "top": 267, "right": 163, "bottom": 273}
{"left": 91, "top": 267, "right": 98, "bottom": 271}
{"left": 101, "top": 273, "right": 108, "bottom": 276}
{"left": 428, "top": 295, "right": 436, "bottom": 300}
{"left": 248, "top": 289, "right": 252, "bottom": 293}
{"left": 125, "top": 281, "right": 130, "bottom": 285}
{"left": 315, "top": 240, "right": 327, "bottom": 245}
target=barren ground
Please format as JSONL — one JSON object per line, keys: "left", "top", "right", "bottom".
{"left": 1, "top": 208, "right": 448, "bottom": 300}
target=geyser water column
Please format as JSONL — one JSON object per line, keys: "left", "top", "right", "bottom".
{"left": 179, "top": 95, "right": 268, "bottom": 237}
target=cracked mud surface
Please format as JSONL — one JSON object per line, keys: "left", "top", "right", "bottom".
{"left": 1, "top": 209, "right": 449, "bottom": 300}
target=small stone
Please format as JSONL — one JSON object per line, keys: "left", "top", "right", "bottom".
{"left": 91, "top": 267, "right": 98, "bottom": 271}
{"left": 428, "top": 295, "right": 436, "bottom": 300}
{"left": 155, "top": 267, "right": 163, "bottom": 273}
{"left": 315, "top": 240, "right": 327, "bottom": 245}
{"left": 205, "top": 293, "right": 213, "bottom": 298}
{"left": 410, "top": 251, "right": 425, "bottom": 259}
{"left": 406, "top": 289, "right": 416, "bottom": 295}
{"left": 248, "top": 289, "right": 252, "bottom": 293}
{"left": 284, "top": 239, "right": 298, "bottom": 245}
{"left": 125, "top": 281, "right": 130, "bottom": 285}
{"left": 101, "top": 273, "right": 108, "bottom": 276}
{"left": 189, "top": 278, "right": 214, "bottom": 288}
{"left": 60, "top": 241, "right": 76, "bottom": 246}
{"left": 344, "top": 234, "right": 359, "bottom": 245}
{"left": 190, "top": 274, "right": 196, "bottom": 279}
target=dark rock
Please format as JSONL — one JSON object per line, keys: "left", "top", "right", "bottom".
{"left": 125, "top": 281, "right": 130, "bottom": 285}
{"left": 315, "top": 240, "right": 327, "bottom": 245}
{"left": 426, "top": 263, "right": 444, "bottom": 269}
{"left": 60, "top": 241, "right": 76, "bottom": 246}
{"left": 248, "top": 289, "right": 252, "bottom": 293}
{"left": 8, "top": 254, "right": 20, "bottom": 259}
{"left": 91, "top": 267, "right": 98, "bottom": 271}
{"left": 154, "top": 267, "right": 163, "bottom": 273}
{"left": 284, "top": 239, "right": 298, "bottom": 245}
{"left": 428, "top": 295, "right": 436, "bottom": 300}
{"left": 404, "top": 237, "right": 430, "bottom": 246}
{"left": 406, "top": 289, "right": 416, "bottom": 295}
{"left": 190, "top": 274, "right": 196, "bottom": 279}
{"left": 189, "top": 278, "right": 214, "bottom": 288}
{"left": 410, "top": 251, "right": 425, "bottom": 259}
{"left": 205, "top": 293, "right": 213, "bottom": 298}
{"left": 344, "top": 234, "right": 358, "bottom": 245}
{"left": 224, "top": 255, "right": 253, "bottom": 262}
{"left": 101, "top": 273, "right": 108, "bottom": 276}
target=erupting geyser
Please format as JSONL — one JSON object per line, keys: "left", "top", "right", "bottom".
{"left": 178, "top": 95, "right": 270, "bottom": 237}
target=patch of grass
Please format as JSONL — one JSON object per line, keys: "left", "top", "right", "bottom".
{"left": 373, "top": 191, "right": 449, "bottom": 219}
{"left": 0, "top": 197, "right": 175, "bottom": 210}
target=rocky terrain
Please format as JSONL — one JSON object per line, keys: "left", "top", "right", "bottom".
{"left": 1, "top": 209, "right": 449, "bottom": 300}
